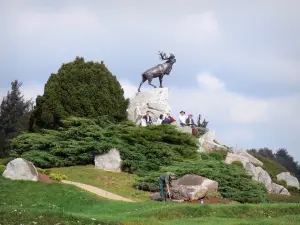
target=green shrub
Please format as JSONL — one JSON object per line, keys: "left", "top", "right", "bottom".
{"left": 0, "top": 157, "right": 14, "bottom": 166}
{"left": 287, "top": 186, "right": 300, "bottom": 196}
{"left": 49, "top": 173, "right": 67, "bottom": 181}
{"left": 37, "top": 167, "right": 50, "bottom": 175}
{"left": 29, "top": 57, "right": 129, "bottom": 129}
{"left": 267, "top": 194, "right": 300, "bottom": 203}
{"left": 273, "top": 179, "right": 287, "bottom": 188}
{"left": 9, "top": 118, "right": 199, "bottom": 173}
{"left": 0, "top": 165, "right": 6, "bottom": 174}
{"left": 231, "top": 160, "right": 244, "bottom": 168}
{"left": 8, "top": 117, "right": 267, "bottom": 203}
{"left": 136, "top": 159, "right": 268, "bottom": 203}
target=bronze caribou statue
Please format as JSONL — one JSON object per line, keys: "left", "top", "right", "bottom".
{"left": 138, "top": 51, "right": 176, "bottom": 92}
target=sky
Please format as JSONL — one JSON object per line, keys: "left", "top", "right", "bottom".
{"left": 1, "top": 0, "right": 300, "bottom": 161}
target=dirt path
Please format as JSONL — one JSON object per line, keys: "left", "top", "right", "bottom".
{"left": 61, "top": 180, "right": 135, "bottom": 202}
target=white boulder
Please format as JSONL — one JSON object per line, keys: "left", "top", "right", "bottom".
{"left": 229, "top": 147, "right": 263, "bottom": 167}
{"left": 94, "top": 148, "right": 122, "bottom": 172}
{"left": 126, "top": 88, "right": 171, "bottom": 124}
{"left": 270, "top": 183, "right": 290, "bottom": 195}
{"left": 198, "top": 130, "right": 227, "bottom": 152}
{"left": 276, "top": 172, "right": 299, "bottom": 189}
{"left": 225, "top": 154, "right": 290, "bottom": 195}
{"left": 2, "top": 158, "right": 38, "bottom": 181}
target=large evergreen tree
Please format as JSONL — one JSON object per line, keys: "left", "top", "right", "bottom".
{"left": 30, "top": 57, "right": 129, "bottom": 129}
{"left": 0, "top": 80, "right": 32, "bottom": 156}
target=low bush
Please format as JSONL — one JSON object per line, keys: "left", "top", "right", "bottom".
{"left": 8, "top": 117, "right": 199, "bottom": 176}
{"left": 136, "top": 159, "right": 268, "bottom": 203}
{"left": 273, "top": 179, "right": 287, "bottom": 188}
{"left": 37, "top": 167, "right": 50, "bottom": 175}
{"left": 287, "top": 186, "right": 300, "bottom": 196}
{"left": 0, "top": 157, "right": 14, "bottom": 165}
{"left": 0, "top": 165, "right": 6, "bottom": 174}
{"left": 231, "top": 161, "right": 244, "bottom": 168}
{"left": 49, "top": 172, "right": 68, "bottom": 181}
{"left": 267, "top": 194, "right": 300, "bottom": 203}
{"left": 7, "top": 117, "right": 268, "bottom": 203}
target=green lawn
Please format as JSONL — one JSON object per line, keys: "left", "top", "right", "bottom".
{"left": 50, "top": 165, "right": 150, "bottom": 201}
{"left": 1, "top": 176, "right": 300, "bottom": 225}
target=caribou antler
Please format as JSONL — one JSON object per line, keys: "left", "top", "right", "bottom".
{"left": 158, "top": 51, "right": 168, "bottom": 60}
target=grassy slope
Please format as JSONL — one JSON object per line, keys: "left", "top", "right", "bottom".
{"left": 50, "top": 165, "right": 150, "bottom": 201}
{"left": 1, "top": 176, "right": 300, "bottom": 225}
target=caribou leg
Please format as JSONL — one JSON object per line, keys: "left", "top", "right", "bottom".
{"left": 159, "top": 76, "right": 163, "bottom": 88}
{"left": 138, "top": 76, "right": 147, "bottom": 92}
{"left": 148, "top": 77, "right": 157, "bottom": 88}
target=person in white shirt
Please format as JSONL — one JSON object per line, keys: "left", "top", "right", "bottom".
{"left": 156, "top": 114, "right": 164, "bottom": 125}
{"left": 178, "top": 111, "right": 187, "bottom": 127}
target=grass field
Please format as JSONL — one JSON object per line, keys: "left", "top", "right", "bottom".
{"left": 1, "top": 176, "right": 300, "bottom": 225}
{"left": 50, "top": 165, "right": 150, "bottom": 201}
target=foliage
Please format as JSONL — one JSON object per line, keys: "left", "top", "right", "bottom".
{"left": 231, "top": 160, "right": 244, "bottom": 169}
{"left": 50, "top": 165, "right": 150, "bottom": 201}
{"left": 29, "top": 57, "right": 129, "bottom": 129}
{"left": 9, "top": 117, "right": 199, "bottom": 174}
{"left": 275, "top": 148, "right": 299, "bottom": 179}
{"left": 286, "top": 186, "right": 300, "bottom": 196}
{"left": 199, "top": 150, "right": 227, "bottom": 161}
{"left": 0, "top": 157, "right": 14, "bottom": 165}
{"left": 36, "top": 167, "right": 50, "bottom": 175}
{"left": 8, "top": 117, "right": 268, "bottom": 203}
{"left": 1, "top": 176, "right": 300, "bottom": 225}
{"left": 0, "top": 165, "right": 6, "bottom": 174}
{"left": 0, "top": 80, "right": 33, "bottom": 156}
{"left": 136, "top": 159, "right": 268, "bottom": 203}
{"left": 273, "top": 179, "right": 287, "bottom": 188}
{"left": 49, "top": 172, "right": 67, "bottom": 181}
{"left": 267, "top": 194, "right": 300, "bottom": 203}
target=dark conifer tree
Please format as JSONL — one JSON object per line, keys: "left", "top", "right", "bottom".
{"left": 0, "top": 80, "right": 32, "bottom": 155}
{"left": 30, "top": 57, "right": 129, "bottom": 129}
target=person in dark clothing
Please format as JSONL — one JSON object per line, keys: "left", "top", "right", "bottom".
{"left": 158, "top": 172, "right": 176, "bottom": 201}
{"left": 143, "top": 111, "right": 152, "bottom": 125}
{"left": 186, "top": 114, "right": 196, "bottom": 127}
{"left": 162, "top": 113, "right": 175, "bottom": 124}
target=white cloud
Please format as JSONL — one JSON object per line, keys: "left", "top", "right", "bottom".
{"left": 20, "top": 82, "right": 44, "bottom": 101}
{"left": 178, "top": 11, "right": 220, "bottom": 41}
{"left": 197, "top": 72, "right": 224, "bottom": 91}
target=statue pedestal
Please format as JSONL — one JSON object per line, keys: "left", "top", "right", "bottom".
{"left": 126, "top": 88, "right": 172, "bottom": 124}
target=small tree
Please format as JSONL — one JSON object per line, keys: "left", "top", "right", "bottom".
{"left": 0, "top": 80, "right": 32, "bottom": 156}
{"left": 30, "top": 57, "right": 129, "bottom": 129}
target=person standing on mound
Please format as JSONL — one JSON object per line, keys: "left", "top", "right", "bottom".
{"left": 158, "top": 172, "right": 176, "bottom": 201}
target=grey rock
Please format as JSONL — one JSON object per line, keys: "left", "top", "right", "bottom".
{"left": 151, "top": 175, "right": 218, "bottom": 202}
{"left": 178, "top": 126, "right": 192, "bottom": 134}
{"left": 94, "top": 148, "right": 122, "bottom": 172}
{"left": 270, "top": 182, "right": 290, "bottom": 195}
{"left": 276, "top": 172, "right": 299, "bottom": 189}
{"left": 126, "top": 88, "right": 171, "bottom": 124}
{"left": 171, "top": 175, "right": 218, "bottom": 201}
{"left": 171, "top": 185, "right": 208, "bottom": 201}
{"left": 150, "top": 192, "right": 162, "bottom": 201}
{"left": 229, "top": 148, "right": 263, "bottom": 167}
{"left": 2, "top": 158, "right": 38, "bottom": 181}
{"left": 225, "top": 154, "right": 290, "bottom": 195}
{"left": 198, "top": 130, "right": 227, "bottom": 152}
